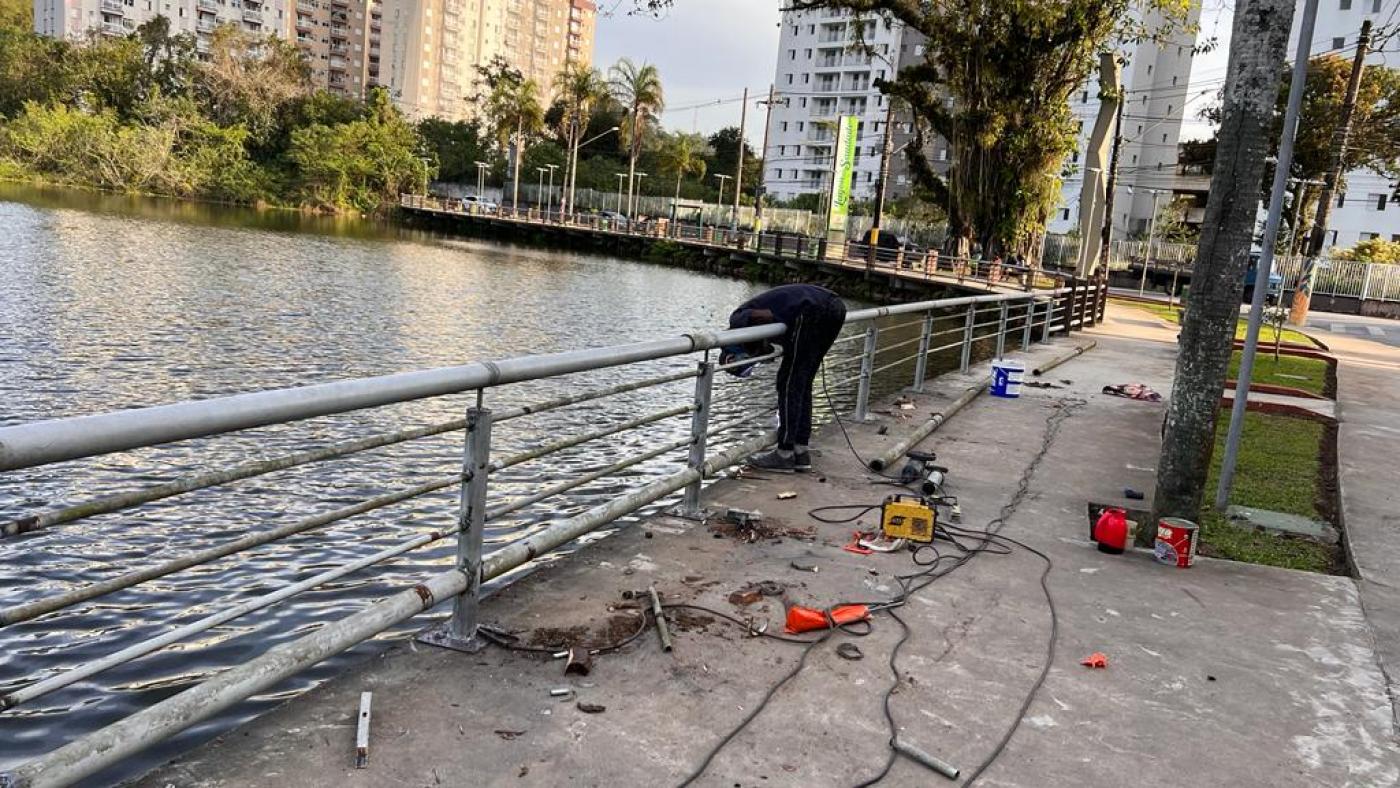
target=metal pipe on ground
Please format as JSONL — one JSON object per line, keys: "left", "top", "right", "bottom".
{"left": 1031, "top": 341, "right": 1098, "bottom": 377}
{"left": 867, "top": 382, "right": 989, "bottom": 472}
{"left": 0, "top": 432, "right": 772, "bottom": 788}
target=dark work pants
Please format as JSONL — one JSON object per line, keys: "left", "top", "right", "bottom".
{"left": 775, "top": 295, "right": 847, "bottom": 449}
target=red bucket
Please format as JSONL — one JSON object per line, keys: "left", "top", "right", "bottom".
{"left": 1154, "top": 517, "right": 1198, "bottom": 568}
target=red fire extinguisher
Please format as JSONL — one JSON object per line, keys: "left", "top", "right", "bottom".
{"left": 1093, "top": 507, "right": 1128, "bottom": 554}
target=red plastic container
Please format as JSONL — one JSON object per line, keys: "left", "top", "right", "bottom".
{"left": 1154, "top": 517, "right": 1199, "bottom": 568}
{"left": 1093, "top": 507, "right": 1128, "bottom": 554}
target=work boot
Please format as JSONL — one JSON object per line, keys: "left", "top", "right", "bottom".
{"left": 793, "top": 450, "right": 813, "bottom": 472}
{"left": 748, "top": 449, "right": 797, "bottom": 473}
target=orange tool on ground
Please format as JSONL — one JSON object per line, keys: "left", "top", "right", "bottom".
{"left": 784, "top": 604, "right": 871, "bottom": 634}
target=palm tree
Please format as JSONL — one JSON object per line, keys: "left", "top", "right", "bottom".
{"left": 554, "top": 63, "right": 609, "bottom": 216}
{"left": 484, "top": 76, "right": 544, "bottom": 212}
{"left": 660, "top": 132, "right": 710, "bottom": 202}
{"left": 609, "top": 58, "right": 664, "bottom": 217}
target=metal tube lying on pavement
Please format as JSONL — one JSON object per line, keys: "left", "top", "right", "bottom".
{"left": 0, "top": 433, "right": 773, "bottom": 788}
{"left": 1032, "top": 341, "right": 1098, "bottom": 377}
{"left": 867, "top": 382, "right": 989, "bottom": 472}
{"left": 649, "top": 586, "right": 673, "bottom": 653}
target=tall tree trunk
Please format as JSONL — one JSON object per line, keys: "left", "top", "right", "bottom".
{"left": 1149, "top": 0, "right": 1297, "bottom": 540}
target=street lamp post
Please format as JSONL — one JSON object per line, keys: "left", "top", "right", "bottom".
{"left": 474, "top": 161, "right": 489, "bottom": 199}
{"left": 632, "top": 172, "right": 648, "bottom": 219}
{"left": 615, "top": 173, "right": 627, "bottom": 213}
{"left": 713, "top": 174, "right": 732, "bottom": 228}
{"left": 536, "top": 167, "right": 547, "bottom": 212}
{"left": 545, "top": 163, "right": 559, "bottom": 221}
{"left": 1138, "top": 188, "right": 1169, "bottom": 297}
{"left": 564, "top": 126, "right": 619, "bottom": 218}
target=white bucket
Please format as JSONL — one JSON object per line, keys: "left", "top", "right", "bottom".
{"left": 990, "top": 358, "right": 1025, "bottom": 399}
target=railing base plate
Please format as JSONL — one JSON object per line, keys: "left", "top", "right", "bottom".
{"left": 416, "top": 621, "right": 488, "bottom": 654}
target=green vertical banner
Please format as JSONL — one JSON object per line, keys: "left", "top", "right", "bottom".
{"left": 828, "top": 115, "right": 859, "bottom": 232}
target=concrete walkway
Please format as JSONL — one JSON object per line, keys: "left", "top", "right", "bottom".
{"left": 133, "top": 307, "right": 1399, "bottom": 788}
{"left": 1318, "top": 325, "right": 1400, "bottom": 729}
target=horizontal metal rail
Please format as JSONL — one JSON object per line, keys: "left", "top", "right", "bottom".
{"left": 0, "top": 368, "right": 699, "bottom": 538}
{"left": 0, "top": 326, "right": 783, "bottom": 472}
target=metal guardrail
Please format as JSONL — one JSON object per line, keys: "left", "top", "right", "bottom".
{"left": 399, "top": 195, "right": 1070, "bottom": 295}
{"left": 0, "top": 282, "right": 1104, "bottom": 787}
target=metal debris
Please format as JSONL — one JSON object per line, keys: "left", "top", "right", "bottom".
{"left": 836, "top": 644, "right": 864, "bottom": 661}
{"left": 649, "top": 586, "right": 673, "bottom": 653}
{"left": 777, "top": 491, "right": 797, "bottom": 500}
{"left": 564, "top": 648, "right": 593, "bottom": 676}
{"left": 355, "top": 692, "right": 372, "bottom": 769}
{"left": 576, "top": 702, "right": 606, "bottom": 714}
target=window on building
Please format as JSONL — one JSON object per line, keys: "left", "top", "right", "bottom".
{"left": 1071, "top": 151, "right": 1080, "bottom": 163}
{"left": 1061, "top": 208, "right": 1071, "bottom": 221}
{"left": 804, "top": 48, "right": 811, "bottom": 58}
{"left": 789, "top": 49, "right": 796, "bottom": 60}
{"left": 1337, "top": 192, "right": 1347, "bottom": 207}
{"left": 808, "top": 24, "right": 814, "bottom": 33}
{"left": 1172, "top": 75, "right": 1178, "bottom": 86}
{"left": 1147, "top": 64, "right": 1153, "bottom": 75}
{"left": 1081, "top": 90, "right": 1089, "bottom": 103}
{"left": 797, "top": 121, "right": 804, "bottom": 131}
{"left": 1362, "top": 232, "right": 1379, "bottom": 240}
{"left": 803, "top": 73, "right": 810, "bottom": 83}
{"left": 1373, "top": 0, "right": 1383, "bottom": 11}
{"left": 1333, "top": 36, "right": 1346, "bottom": 49}
{"left": 1391, "top": 234, "right": 1400, "bottom": 242}
{"left": 1371, "top": 193, "right": 1388, "bottom": 211}
{"left": 1137, "top": 124, "right": 1143, "bottom": 134}
{"left": 1331, "top": 230, "right": 1339, "bottom": 244}
{"left": 1340, "top": 0, "right": 1351, "bottom": 9}
{"left": 799, "top": 97, "right": 807, "bottom": 108}
{"left": 1132, "top": 155, "right": 1138, "bottom": 164}
{"left": 787, "top": 74, "right": 793, "bottom": 84}
{"left": 866, "top": 171, "right": 874, "bottom": 183}
{"left": 1162, "top": 133, "right": 1168, "bottom": 143}
{"left": 791, "top": 24, "right": 797, "bottom": 35}
{"left": 1167, "top": 104, "right": 1173, "bottom": 115}
{"left": 781, "top": 122, "right": 788, "bottom": 131}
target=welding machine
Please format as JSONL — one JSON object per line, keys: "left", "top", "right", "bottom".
{"left": 880, "top": 494, "right": 937, "bottom": 543}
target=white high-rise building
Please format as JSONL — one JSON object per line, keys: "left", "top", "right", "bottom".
{"left": 1287, "top": 0, "right": 1400, "bottom": 251}
{"left": 33, "top": 0, "right": 290, "bottom": 55}
{"left": 1048, "top": 4, "right": 1202, "bottom": 239}
{"left": 763, "top": 6, "right": 910, "bottom": 203}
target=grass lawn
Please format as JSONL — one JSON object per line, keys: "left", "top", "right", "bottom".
{"left": 1115, "top": 298, "right": 1315, "bottom": 346}
{"left": 1226, "top": 350, "right": 1329, "bottom": 396}
{"left": 1199, "top": 411, "right": 1335, "bottom": 573}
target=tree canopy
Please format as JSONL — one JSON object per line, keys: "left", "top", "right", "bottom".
{"left": 0, "top": 21, "right": 430, "bottom": 213}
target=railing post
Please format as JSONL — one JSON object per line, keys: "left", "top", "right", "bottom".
{"left": 1022, "top": 299, "right": 1034, "bottom": 349}
{"left": 1041, "top": 297, "right": 1053, "bottom": 342}
{"left": 960, "top": 304, "right": 975, "bottom": 373}
{"left": 855, "top": 324, "right": 878, "bottom": 421}
{"left": 681, "top": 359, "right": 716, "bottom": 515}
{"left": 995, "top": 301, "right": 1009, "bottom": 358}
{"left": 912, "top": 311, "right": 934, "bottom": 392}
{"left": 1361, "top": 263, "right": 1374, "bottom": 301}
{"left": 419, "top": 406, "right": 492, "bottom": 653}
{"left": 1062, "top": 279, "right": 1077, "bottom": 334}
{"left": 1078, "top": 281, "right": 1093, "bottom": 328}
{"left": 1096, "top": 279, "right": 1108, "bottom": 323}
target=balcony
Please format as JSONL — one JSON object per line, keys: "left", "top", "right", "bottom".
{"left": 101, "top": 20, "right": 125, "bottom": 35}
{"left": 242, "top": 9, "right": 261, "bottom": 22}
{"left": 328, "top": 58, "right": 347, "bottom": 70}
{"left": 329, "top": 43, "right": 348, "bottom": 54}
{"left": 198, "top": 19, "right": 218, "bottom": 32}
{"left": 329, "top": 24, "right": 348, "bottom": 37}
{"left": 101, "top": 0, "right": 124, "bottom": 14}
{"left": 294, "top": 15, "right": 312, "bottom": 30}
{"left": 197, "top": 0, "right": 216, "bottom": 9}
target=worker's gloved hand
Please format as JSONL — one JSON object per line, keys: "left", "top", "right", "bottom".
{"left": 719, "top": 345, "right": 757, "bottom": 378}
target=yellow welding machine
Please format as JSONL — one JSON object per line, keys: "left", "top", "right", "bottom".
{"left": 880, "top": 494, "right": 937, "bottom": 543}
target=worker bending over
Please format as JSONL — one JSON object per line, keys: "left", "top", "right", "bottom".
{"left": 721, "top": 284, "right": 847, "bottom": 472}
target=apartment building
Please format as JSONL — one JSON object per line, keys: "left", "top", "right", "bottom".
{"left": 764, "top": 5, "right": 908, "bottom": 203}
{"left": 292, "top": 0, "right": 377, "bottom": 98}
{"left": 1048, "top": 4, "right": 1202, "bottom": 239}
{"left": 1286, "top": 0, "right": 1399, "bottom": 251}
{"left": 380, "top": 0, "right": 596, "bottom": 122}
{"left": 34, "top": 0, "right": 290, "bottom": 55}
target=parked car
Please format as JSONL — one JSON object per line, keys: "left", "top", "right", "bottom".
{"left": 858, "top": 228, "right": 923, "bottom": 267}
{"left": 1243, "top": 252, "right": 1284, "bottom": 305}
{"left": 461, "top": 195, "right": 499, "bottom": 213}
{"left": 596, "top": 210, "right": 630, "bottom": 229}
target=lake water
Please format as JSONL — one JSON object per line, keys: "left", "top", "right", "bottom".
{"left": 0, "top": 185, "right": 957, "bottom": 785}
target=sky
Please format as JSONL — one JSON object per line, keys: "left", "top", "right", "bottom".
{"left": 593, "top": 0, "right": 1230, "bottom": 143}
{"left": 593, "top": 0, "right": 780, "bottom": 142}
